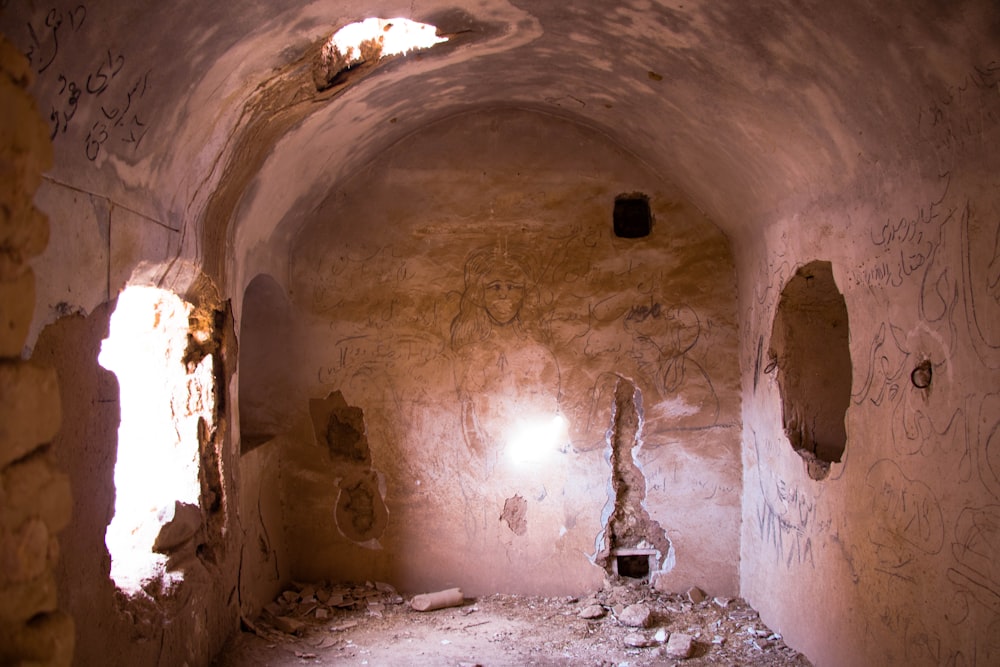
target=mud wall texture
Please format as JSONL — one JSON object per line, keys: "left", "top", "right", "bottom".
{"left": 239, "top": 108, "right": 743, "bottom": 597}
{"left": 0, "top": 35, "right": 75, "bottom": 667}
{"left": 739, "top": 58, "right": 1000, "bottom": 667}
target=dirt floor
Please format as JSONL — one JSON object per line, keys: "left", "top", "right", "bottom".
{"left": 213, "top": 579, "right": 813, "bottom": 666}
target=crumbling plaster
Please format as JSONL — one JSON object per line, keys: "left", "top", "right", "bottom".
{"left": 1, "top": 1, "right": 998, "bottom": 666}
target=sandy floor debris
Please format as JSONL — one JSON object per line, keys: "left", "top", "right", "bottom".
{"left": 214, "top": 579, "right": 813, "bottom": 666}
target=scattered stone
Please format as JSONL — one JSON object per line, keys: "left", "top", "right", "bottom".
{"left": 578, "top": 604, "right": 606, "bottom": 619}
{"left": 624, "top": 632, "right": 656, "bottom": 648}
{"left": 713, "top": 596, "right": 731, "bottom": 608}
{"left": 270, "top": 615, "right": 306, "bottom": 635}
{"left": 617, "top": 602, "right": 652, "bottom": 628}
{"left": 665, "top": 632, "right": 695, "bottom": 659}
{"left": 686, "top": 586, "right": 706, "bottom": 604}
{"left": 712, "top": 634, "right": 725, "bottom": 645}
{"left": 653, "top": 627, "right": 668, "bottom": 643}
{"left": 314, "top": 608, "right": 329, "bottom": 620}
{"left": 330, "top": 620, "right": 359, "bottom": 632}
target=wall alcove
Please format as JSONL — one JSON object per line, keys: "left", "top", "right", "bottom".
{"left": 769, "top": 260, "right": 852, "bottom": 480}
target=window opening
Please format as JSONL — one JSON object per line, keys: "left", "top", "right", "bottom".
{"left": 613, "top": 193, "right": 652, "bottom": 238}
{"left": 314, "top": 17, "right": 447, "bottom": 89}
{"left": 98, "top": 286, "right": 215, "bottom": 594}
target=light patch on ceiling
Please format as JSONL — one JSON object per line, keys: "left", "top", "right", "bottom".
{"left": 328, "top": 17, "right": 447, "bottom": 67}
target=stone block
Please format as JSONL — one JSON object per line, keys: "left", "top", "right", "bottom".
{"left": 0, "top": 269, "right": 34, "bottom": 356}
{"left": 0, "top": 518, "right": 49, "bottom": 585}
{"left": 617, "top": 602, "right": 652, "bottom": 627}
{"left": 2, "top": 454, "right": 72, "bottom": 532}
{"left": 0, "top": 610, "right": 74, "bottom": 667}
{"left": 665, "top": 632, "right": 695, "bottom": 659}
{"left": 0, "top": 361, "right": 61, "bottom": 468}
{"left": 0, "top": 571, "right": 58, "bottom": 624}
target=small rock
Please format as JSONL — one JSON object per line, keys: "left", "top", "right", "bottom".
{"left": 579, "top": 604, "right": 606, "bottom": 619}
{"left": 271, "top": 615, "right": 306, "bottom": 635}
{"left": 316, "top": 588, "right": 331, "bottom": 603}
{"left": 686, "top": 586, "right": 706, "bottom": 604}
{"left": 712, "top": 635, "right": 725, "bottom": 645}
{"left": 624, "top": 632, "right": 656, "bottom": 648}
{"left": 618, "top": 603, "right": 652, "bottom": 628}
{"left": 315, "top": 608, "right": 329, "bottom": 620}
{"left": 653, "top": 628, "right": 668, "bottom": 643}
{"left": 665, "top": 632, "right": 694, "bottom": 659}
{"left": 713, "top": 596, "right": 731, "bottom": 608}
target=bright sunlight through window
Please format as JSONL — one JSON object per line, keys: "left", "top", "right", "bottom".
{"left": 327, "top": 17, "right": 447, "bottom": 66}
{"left": 99, "top": 286, "right": 214, "bottom": 594}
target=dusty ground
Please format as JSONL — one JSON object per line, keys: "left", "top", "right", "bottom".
{"left": 213, "top": 579, "right": 812, "bottom": 666}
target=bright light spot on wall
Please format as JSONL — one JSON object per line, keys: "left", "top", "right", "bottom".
{"left": 99, "top": 286, "right": 214, "bottom": 594}
{"left": 507, "top": 414, "right": 569, "bottom": 464}
{"left": 328, "top": 17, "right": 447, "bottom": 66}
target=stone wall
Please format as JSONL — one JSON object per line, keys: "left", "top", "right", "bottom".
{"left": 0, "top": 34, "right": 73, "bottom": 667}
{"left": 738, "top": 57, "right": 1000, "bottom": 667}
{"left": 238, "top": 108, "right": 743, "bottom": 597}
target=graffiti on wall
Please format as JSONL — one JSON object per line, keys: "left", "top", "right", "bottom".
{"left": 13, "top": 3, "right": 154, "bottom": 162}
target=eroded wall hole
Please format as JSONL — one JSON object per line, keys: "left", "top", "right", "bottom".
{"left": 770, "top": 260, "right": 852, "bottom": 480}
{"left": 596, "top": 377, "right": 672, "bottom": 582}
{"left": 98, "top": 286, "right": 216, "bottom": 595}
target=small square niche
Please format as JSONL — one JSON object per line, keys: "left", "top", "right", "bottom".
{"left": 613, "top": 193, "right": 652, "bottom": 238}
{"left": 611, "top": 547, "right": 658, "bottom": 581}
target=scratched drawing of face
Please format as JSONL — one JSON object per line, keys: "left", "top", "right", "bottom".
{"left": 483, "top": 272, "right": 526, "bottom": 325}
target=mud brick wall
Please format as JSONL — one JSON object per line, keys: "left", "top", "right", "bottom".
{"left": 0, "top": 34, "right": 72, "bottom": 667}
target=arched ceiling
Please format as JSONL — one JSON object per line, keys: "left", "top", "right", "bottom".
{"left": 2, "top": 0, "right": 997, "bottom": 290}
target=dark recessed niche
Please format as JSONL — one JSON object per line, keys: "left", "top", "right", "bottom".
{"left": 616, "top": 554, "right": 651, "bottom": 579}
{"left": 769, "top": 260, "right": 852, "bottom": 481}
{"left": 613, "top": 193, "right": 652, "bottom": 238}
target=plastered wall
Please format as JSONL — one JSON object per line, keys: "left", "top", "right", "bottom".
{"left": 739, "top": 61, "right": 1000, "bottom": 667}
{"left": 240, "top": 108, "right": 743, "bottom": 596}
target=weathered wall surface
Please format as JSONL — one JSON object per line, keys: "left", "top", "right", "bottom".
{"left": 739, "top": 58, "right": 1000, "bottom": 666}
{"left": 243, "top": 108, "right": 743, "bottom": 596}
{"left": 0, "top": 33, "right": 74, "bottom": 666}
{"left": 31, "top": 295, "right": 245, "bottom": 667}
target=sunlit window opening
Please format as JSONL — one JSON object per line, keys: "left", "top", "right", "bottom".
{"left": 98, "top": 286, "right": 214, "bottom": 594}
{"left": 507, "top": 414, "right": 569, "bottom": 464}
{"left": 326, "top": 17, "right": 447, "bottom": 67}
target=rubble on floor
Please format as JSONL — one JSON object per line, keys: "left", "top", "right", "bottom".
{"left": 218, "top": 579, "right": 812, "bottom": 666}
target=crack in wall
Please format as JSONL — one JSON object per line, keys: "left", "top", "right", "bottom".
{"left": 596, "top": 376, "right": 672, "bottom": 580}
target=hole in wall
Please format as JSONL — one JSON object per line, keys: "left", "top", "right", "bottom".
{"left": 613, "top": 193, "right": 652, "bottom": 238}
{"left": 615, "top": 552, "right": 654, "bottom": 580}
{"left": 98, "top": 286, "right": 215, "bottom": 594}
{"left": 313, "top": 17, "right": 448, "bottom": 90}
{"left": 596, "top": 377, "right": 672, "bottom": 581}
{"left": 769, "top": 260, "right": 852, "bottom": 481}
{"left": 911, "top": 359, "right": 933, "bottom": 389}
